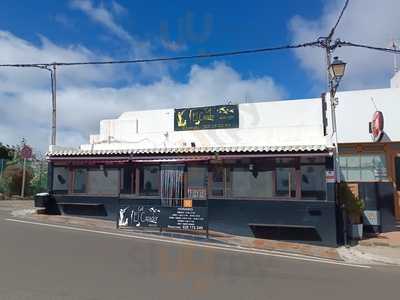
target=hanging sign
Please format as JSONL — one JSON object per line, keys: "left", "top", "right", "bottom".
{"left": 325, "top": 170, "right": 336, "bottom": 183}
{"left": 174, "top": 104, "right": 239, "bottom": 131}
{"left": 369, "top": 111, "right": 384, "bottom": 142}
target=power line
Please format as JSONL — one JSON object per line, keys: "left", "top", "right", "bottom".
{"left": 328, "top": 0, "right": 350, "bottom": 39}
{"left": 338, "top": 40, "right": 400, "bottom": 54}
{"left": 0, "top": 41, "right": 320, "bottom": 68}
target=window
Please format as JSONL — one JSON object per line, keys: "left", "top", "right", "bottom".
{"left": 120, "top": 166, "right": 135, "bottom": 194}
{"left": 53, "top": 167, "right": 69, "bottom": 193}
{"left": 140, "top": 165, "right": 160, "bottom": 196}
{"left": 229, "top": 166, "right": 274, "bottom": 198}
{"left": 275, "top": 168, "right": 296, "bottom": 197}
{"left": 340, "top": 153, "right": 388, "bottom": 182}
{"left": 187, "top": 166, "right": 208, "bottom": 200}
{"left": 210, "top": 166, "right": 226, "bottom": 197}
{"left": 73, "top": 168, "right": 87, "bottom": 193}
{"left": 301, "top": 165, "right": 326, "bottom": 199}
{"left": 88, "top": 168, "right": 119, "bottom": 195}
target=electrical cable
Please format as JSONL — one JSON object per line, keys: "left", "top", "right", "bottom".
{"left": 338, "top": 40, "right": 400, "bottom": 54}
{"left": 328, "top": 0, "right": 350, "bottom": 39}
{"left": 0, "top": 41, "right": 320, "bottom": 68}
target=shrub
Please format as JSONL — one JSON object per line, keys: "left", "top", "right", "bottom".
{"left": 339, "top": 183, "right": 365, "bottom": 224}
{"left": 3, "top": 164, "right": 33, "bottom": 196}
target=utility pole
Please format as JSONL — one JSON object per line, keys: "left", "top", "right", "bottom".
{"left": 51, "top": 64, "right": 57, "bottom": 146}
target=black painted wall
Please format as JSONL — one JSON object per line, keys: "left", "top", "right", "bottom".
{"left": 53, "top": 195, "right": 338, "bottom": 246}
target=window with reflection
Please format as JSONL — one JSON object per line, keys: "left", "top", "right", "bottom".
{"left": 339, "top": 153, "right": 388, "bottom": 182}
{"left": 73, "top": 168, "right": 87, "bottom": 193}
{"left": 120, "top": 166, "right": 135, "bottom": 194}
{"left": 88, "top": 168, "right": 119, "bottom": 195}
{"left": 187, "top": 166, "right": 208, "bottom": 200}
{"left": 53, "top": 167, "right": 69, "bottom": 193}
{"left": 140, "top": 165, "right": 160, "bottom": 196}
{"left": 230, "top": 166, "right": 274, "bottom": 198}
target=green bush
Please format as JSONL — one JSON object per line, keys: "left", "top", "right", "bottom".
{"left": 3, "top": 164, "right": 33, "bottom": 196}
{"left": 339, "top": 183, "right": 365, "bottom": 224}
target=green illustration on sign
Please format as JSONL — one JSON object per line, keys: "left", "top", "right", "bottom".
{"left": 174, "top": 104, "right": 239, "bottom": 131}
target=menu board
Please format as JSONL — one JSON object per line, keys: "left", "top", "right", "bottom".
{"left": 161, "top": 207, "right": 208, "bottom": 230}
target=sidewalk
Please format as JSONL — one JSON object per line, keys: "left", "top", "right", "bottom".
{"left": 360, "top": 232, "right": 400, "bottom": 248}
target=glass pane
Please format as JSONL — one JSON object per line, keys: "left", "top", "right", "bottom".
{"left": 347, "top": 168, "right": 361, "bottom": 181}
{"left": 276, "top": 168, "right": 294, "bottom": 196}
{"left": 301, "top": 165, "right": 326, "bottom": 199}
{"left": 231, "top": 167, "right": 273, "bottom": 198}
{"left": 120, "top": 166, "right": 134, "bottom": 194}
{"left": 188, "top": 166, "right": 207, "bottom": 188}
{"left": 140, "top": 166, "right": 160, "bottom": 196}
{"left": 340, "top": 167, "right": 349, "bottom": 182}
{"left": 339, "top": 156, "right": 348, "bottom": 168}
{"left": 347, "top": 155, "right": 360, "bottom": 168}
{"left": 187, "top": 166, "right": 207, "bottom": 200}
{"left": 211, "top": 166, "right": 224, "bottom": 197}
{"left": 360, "top": 154, "right": 388, "bottom": 181}
{"left": 73, "top": 168, "right": 87, "bottom": 193}
{"left": 53, "top": 167, "right": 69, "bottom": 192}
{"left": 88, "top": 169, "right": 119, "bottom": 195}
{"left": 360, "top": 168, "right": 375, "bottom": 181}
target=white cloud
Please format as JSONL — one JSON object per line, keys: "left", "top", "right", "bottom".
{"left": 289, "top": 0, "right": 400, "bottom": 92}
{"left": 161, "top": 39, "right": 188, "bottom": 52}
{"left": 111, "top": 0, "right": 127, "bottom": 16}
{"left": 70, "top": 0, "right": 133, "bottom": 43}
{"left": 70, "top": 0, "right": 166, "bottom": 79}
{"left": 0, "top": 30, "right": 126, "bottom": 91}
{"left": 0, "top": 31, "right": 285, "bottom": 153}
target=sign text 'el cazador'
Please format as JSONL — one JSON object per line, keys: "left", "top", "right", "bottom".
{"left": 174, "top": 104, "right": 239, "bottom": 131}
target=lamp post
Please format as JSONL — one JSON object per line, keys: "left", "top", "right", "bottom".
{"left": 328, "top": 56, "right": 346, "bottom": 183}
{"left": 327, "top": 55, "right": 347, "bottom": 245}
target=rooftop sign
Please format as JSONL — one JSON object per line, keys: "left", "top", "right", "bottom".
{"left": 174, "top": 104, "right": 239, "bottom": 131}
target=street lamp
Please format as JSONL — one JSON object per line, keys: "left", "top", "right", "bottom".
{"left": 328, "top": 56, "right": 347, "bottom": 89}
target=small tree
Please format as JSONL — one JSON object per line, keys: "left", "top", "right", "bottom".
{"left": 339, "top": 183, "right": 365, "bottom": 224}
{"left": 3, "top": 164, "right": 33, "bottom": 196}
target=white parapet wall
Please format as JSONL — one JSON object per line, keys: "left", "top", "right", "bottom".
{"left": 80, "top": 98, "right": 329, "bottom": 152}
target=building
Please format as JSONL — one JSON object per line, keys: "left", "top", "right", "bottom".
{"left": 46, "top": 72, "right": 400, "bottom": 246}
{"left": 47, "top": 99, "right": 338, "bottom": 246}
{"left": 332, "top": 73, "right": 400, "bottom": 233}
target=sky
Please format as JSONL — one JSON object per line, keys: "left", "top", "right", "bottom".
{"left": 0, "top": 0, "right": 399, "bottom": 153}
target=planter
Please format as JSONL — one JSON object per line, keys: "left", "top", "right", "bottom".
{"left": 348, "top": 223, "right": 363, "bottom": 240}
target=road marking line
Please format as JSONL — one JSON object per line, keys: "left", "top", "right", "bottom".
{"left": 5, "top": 218, "right": 370, "bottom": 269}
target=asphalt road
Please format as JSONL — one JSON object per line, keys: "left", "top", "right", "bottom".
{"left": 0, "top": 210, "right": 399, "bottom": 300}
